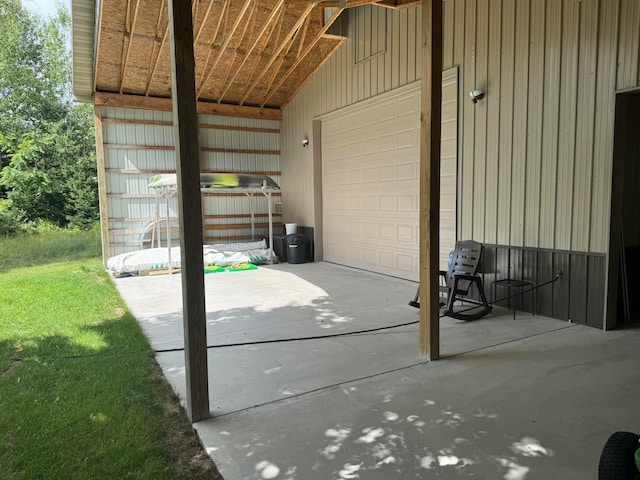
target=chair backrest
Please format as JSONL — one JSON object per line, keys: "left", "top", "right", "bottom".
{"left": 444, "top": 240, "right": 482, "bottom": 287}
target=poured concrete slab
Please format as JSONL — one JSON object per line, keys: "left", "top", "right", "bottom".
{"left": 113, "top": 262, "right": 640, "bottom": 479}
{"left": 196, "top": 325, "right": 640, "bottom": 480}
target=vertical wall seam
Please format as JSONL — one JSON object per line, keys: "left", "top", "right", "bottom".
{"left": 537, "top": 0, "right": 548, "bottom": 249}
{"left": 552, "top": 1, "right": 564, "bottom": 250}
{"left": 457, "top": 0, "right": 466, "bottom": 240}
{"left": 508, "top": 0, "right": 515, "bottom": 246}
{"left": 470, "top": 0, "right": 477, "bottom": 240}
{"left": 496, "top": 0, "right": 503, "bottom": 246}
{"left": 568, "top": 0, "right": 581, "bottom": 252}
{"left": 587, "top": 0, "right": 602, "bottom": 254}
{"left": 482, "top": 0, "right": 490, "bottom": 243}
{"left": 522, "top": 0, "right": 532, "bottom": 249}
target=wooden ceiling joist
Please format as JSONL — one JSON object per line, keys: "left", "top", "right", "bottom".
{"left": 259, "top": 18, "right": 302, "bottom": 106}
{"left": 194, "top": 0, "right": 216, "bottom": 44}
{"left": 240, "top": 2, "right": 315, "bottom": 105}
{"left": 214, "top": 0, "right": 259, "bottom": 101}
{"left": 145, "top": 24, "right": 169, "bottom": 95}
{"left": 216, "top": 0, "right": 285, "bottom": 103}
{"left": 196, "top": 0, "right": 254, "bottom": 98}
{"left": 236, "top": 6, "right": 284, "bottom": 105}
{"left": 262, "top": 6, "right": 344, "bottom": 107}
{"left": 119, "top": 0, "right": 141, "bottom": 94}
{"left": 296, "top": 12, "right": 311, "bottom": 60}
{"left": 196, "top": 1, "right": 229, "bottom": 92}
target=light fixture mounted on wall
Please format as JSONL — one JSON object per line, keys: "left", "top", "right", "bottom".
{"left": 469, "top": 89, "right": 485, "bottom": 104}
{"left": 302, "top": 137, "right": 309, "bottom": 148}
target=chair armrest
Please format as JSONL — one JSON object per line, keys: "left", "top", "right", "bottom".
{"left": 439, "top": 270, "right": 447, "bottom": 277}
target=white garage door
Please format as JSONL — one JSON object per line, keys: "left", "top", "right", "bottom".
{"left": 322, "top": 69, "right": 458, "bottom": 281}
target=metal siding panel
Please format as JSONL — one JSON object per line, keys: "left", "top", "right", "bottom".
{"left": 569, "top": 254, "right": 588, "bottom": 324}
{"left": 484, "top": 0, "right": 502, "bottom": 246}
{"left": 441, "top": 69, "right": 459, "bottom": 268}
{"left": 391, "top": 10, "right": 400, "bottom": 90}
{"left": 407, "top": 8, "right": 417, "bottom": 84}
{"left": 370, "top": 50, "right": 379, "bottom": 99}
{"left": 376, "top": 9, "right": 386, "bottom": 97}
{"left": 572, "top": 0, "right": 599, "bottom": 252}
{"left": 587, "top": 255, "right": 606, "bottom": 328}
{"left": 103, "top": 107, "right": 281, "bottom": 255}
{"left": 521, "top": 249, "right": 537, "bottom": 313}
{"left": 552, "top": 252, "right": 571, "bottom": 319}
{"left": 399, "top": 9, "right": 408, "bottom": 87}
{"left": 555, "top": 0, "right": 579, "bottom": 251}
{"left": 539, "top": 0, "right": 562, "bottom": 250}
{"left": 510, "top": 247, "right": 523, "bottom": 282}
{"left": 443, "top": 0, "right": 455, "bottom": 69}
{"left": 473, "top": 0, "right": 488, "bottom": 243}
{"left": 536, "top": 250, "right": 554, "bottom": 316}
{"left": 591, "top": 0, "right": 619, "bottom": 254}
{"left": 453, "top": 0, "right": 466, "bottom": 238}
{"left": 497, "top": 0, "right": 515, "bottom": 245}
{"left": 617, "top": 0, "right": 640, "bottom": 90}
{"left": 525, "top": 0, "right": 545, "bottom": 248}
{"left": 461, "top": 0, "right": 477, "bottom": 241}
{"left": 384, "top": 8, "right": 393, "bottom": 92}
{"left": 510, "top": 0, "right": 530, "bottom": 248}
{"left": 495, "top": 246, "right": 511, "bottom": 308}
{"left": 481, "top": 245, "right": 498, "bottom": 302}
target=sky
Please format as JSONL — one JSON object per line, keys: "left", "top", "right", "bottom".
{"left": 23, "top": 0, "right": 71, "bottom": 20}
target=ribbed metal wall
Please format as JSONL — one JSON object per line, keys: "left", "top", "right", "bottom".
{"left": 99, "top": 106, "right": 281, "bottom": 256}
{"left": 283, "top": 0, "right": 640, "bottom": 257}
{"left": 283, "top": 4, "right": 422, "bottom": 228}
{"left": 450, "top": 0, "right": 638, "bottom": 254}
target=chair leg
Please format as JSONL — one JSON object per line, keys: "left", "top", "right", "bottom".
{"left": 474, "top": 277, "right": 490, "bottom": 307}
{"left": 408, "top": 285, "right": 420, "bottom": 308}
{"left": 446, "top": 281, "right": 457, "bottom": 312}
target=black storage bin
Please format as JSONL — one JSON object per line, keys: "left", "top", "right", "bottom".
{"left": 271, "top": 234, "right": 288, "bottom": 262}
{"left": 286, "top": 233, "right": 308, "bottom": 264}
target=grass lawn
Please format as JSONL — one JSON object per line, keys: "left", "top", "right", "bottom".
{"left": 0, "top": 239, "right": 222, "bottom": 479}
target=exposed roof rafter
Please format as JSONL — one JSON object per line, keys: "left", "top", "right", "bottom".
{"left": 196, "top": 0, "right": 254, "bottom": 98}
{"left": 93, "top": 0, "right": 371, "bottom": 111}
{"left": 239, "top": 2, "right": 315, "bottom": 105}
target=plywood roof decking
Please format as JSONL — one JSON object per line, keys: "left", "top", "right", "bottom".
{"left": 95, "top": 0, "right": 342, "bottom": 110}
{"left": 92, "top": 0, "right": 420, "bottom": 112}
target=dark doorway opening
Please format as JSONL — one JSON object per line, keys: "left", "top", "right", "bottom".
{"left": 607, "top": 90, "right": 640, "bottom": 329}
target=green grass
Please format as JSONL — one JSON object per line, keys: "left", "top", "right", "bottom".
{"left": 0, "top": 242, "right": 221, "bottom": 478}
{"left": 0, "top": 229, "right": 102, "bottom": 271}
{"left": 0, "top": 228, "right": 102, "bottom": 272}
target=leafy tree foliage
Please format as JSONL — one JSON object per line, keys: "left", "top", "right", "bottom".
{"left": 0, "top": 0, "right": 97, "bottom": 233}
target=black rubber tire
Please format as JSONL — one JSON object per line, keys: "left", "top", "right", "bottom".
{"left": 598, "top": 431, "right": 640, "bottom": 480}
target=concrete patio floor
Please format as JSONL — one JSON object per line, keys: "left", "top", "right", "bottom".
{"left": 114, "top": 262, "right": 640, "bottom": 480}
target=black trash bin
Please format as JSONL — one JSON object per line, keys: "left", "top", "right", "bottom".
{"left": 286, "top": 233, "right": 308, "bottom": 264}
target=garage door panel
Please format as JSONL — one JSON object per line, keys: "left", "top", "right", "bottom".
{"left": 397, "top": 162, "right": 417, "bottom": 180}
{"left": 379, "top": 133, "right": 398, "bottom": 152}
{"left": 397, "top": 128, "right": 419, "bottom": 149}
{"left": 323, "top": 72, "right": 457, "bottom": 280}
{"left": 397, "top": 194, "right": 416, "bottom": 212}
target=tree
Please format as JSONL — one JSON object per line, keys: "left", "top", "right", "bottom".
{"left": 0, "top": 0, "right": 97, "bottom": 232}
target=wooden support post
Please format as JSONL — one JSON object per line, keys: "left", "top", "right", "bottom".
{"left": 167, "top": 0, "right": 210, "bottom": 422}
{"left": 419, "top": 0, "right": 442, "bottom": 360}
{"left": 93, "top": 107, "right": 111, "bottom": 266}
